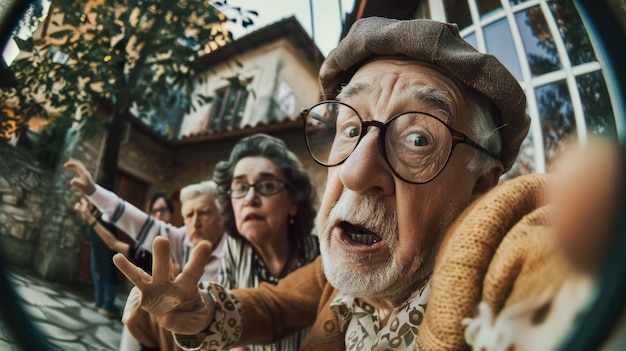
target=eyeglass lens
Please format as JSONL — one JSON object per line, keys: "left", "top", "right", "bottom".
{"left": 303, "top": 101, "right": 455, "bottom": 183}
{"left": 230, "top": 180, "right": 285, "bottom": 198}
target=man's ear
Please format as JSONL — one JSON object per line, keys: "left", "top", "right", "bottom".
{"left": 470, "top": 161, "right": 504, "bottom": 201}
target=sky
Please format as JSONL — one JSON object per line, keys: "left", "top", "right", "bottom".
{"left": 2, "top": 0, "right": 355, "bottom": 64}
{"left": 222, "top": 0, "right": 355, "bottom": 56}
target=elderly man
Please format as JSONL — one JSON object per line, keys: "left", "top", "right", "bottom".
{"left": 65, "top": 158, "right": 226, "bottom": 281}
{"left": 114, "top": 17, "right": 535, "bottom": 350}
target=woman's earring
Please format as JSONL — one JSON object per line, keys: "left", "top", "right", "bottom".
{"left": 289, "top": 216, "right": 295, "bottom": 224}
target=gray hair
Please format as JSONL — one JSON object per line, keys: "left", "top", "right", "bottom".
{"left": 179, "top": 180, "right": 220, "bottom": 212}
{"left": 465, "top": 89, "right": 503, "bottom": 174}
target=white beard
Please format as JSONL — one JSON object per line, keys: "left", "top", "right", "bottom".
{"left": 319, "top": 191, "right": 423, "bottom": 299}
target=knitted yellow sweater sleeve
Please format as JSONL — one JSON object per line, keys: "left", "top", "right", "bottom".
{"left": 417, "top": 174, "right": 563, "bottom": 350}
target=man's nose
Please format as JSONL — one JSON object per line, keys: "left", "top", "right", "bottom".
{"left": 339, "top": 128, "right": 394, "bottom": 194}
{"left": 190, "top": 213, "right": 202, "bottom": 227}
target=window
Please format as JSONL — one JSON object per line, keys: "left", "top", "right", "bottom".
{"left": 444, "top": 0, "right": 472, "bottom": 28}
{"left": 208, "top": 78, "right": 251, "bottom": 132}
{"left": 430, "top": 0, "right": 618, "bottom": 174}
{"left": 484, "top": 19, "right": 522, "bottom": 80}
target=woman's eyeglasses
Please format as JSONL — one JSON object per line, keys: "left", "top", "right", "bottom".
{"left": 150, "top": 207, "right": 170, "bottom": 215}
{"left": 228, "top": 179, "right": 287, "bottom": 199}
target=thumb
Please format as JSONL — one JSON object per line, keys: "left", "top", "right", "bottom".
{"left": 121, "top": 286, "right": 143, "bottom": 325}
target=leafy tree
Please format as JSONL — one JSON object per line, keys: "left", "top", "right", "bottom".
{"left": 1, "top": 0, "right": 256, "bottom": 173}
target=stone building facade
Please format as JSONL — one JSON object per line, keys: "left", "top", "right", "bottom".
{"left": 0, "top": 127, "right": 103, "bottom": 282}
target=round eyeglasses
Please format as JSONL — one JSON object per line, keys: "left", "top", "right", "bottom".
{"left": 228, "top": 179, "right": 288, "bottom": 199}
{"left": 300, "top": 101, "right": 498, "bottom": 184}
{"left": 150, "top": 207, "right": 170, "bottom": 215}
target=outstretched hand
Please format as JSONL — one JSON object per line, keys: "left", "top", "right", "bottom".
{"left": 549, "top": 136, "right": 623, "bottom": 272}
{"left": 113, "top": 236, "right": 215, "bottom": 335}
{"left": 64, "top": 158, "right": 97, "bottom": 196}
{"left": 74, "top": 197, "right": 95, "bottom": 224}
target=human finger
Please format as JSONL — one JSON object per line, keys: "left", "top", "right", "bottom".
{"left": 63, "top": 158, "right": 79, "bottom": 174}
{"left": 80, "top": 197, "right": 90, "bottom": 207}
{"left": 169, "top": 258, "right": 179, "bottom": 281}
{"left": 74, "top": 203, "right": 88, "bottom": 221}
{"left": 175, "top": 240, "right": 213, "bottom": 288}
{"left": 75, "top": 198, "right": 88, "bottom": 214}
{"left": 64, "top": 159, "right": 96, "bottom": 195}
{"left": 64, "top": 159, "right": 86, "bottom": 181}
{"left": 121, "top": 286, "right": 142, "bottom": 324}
{"left": 549, "top": 136, "right": 623, "bottom": 272}
{"left": 113, "top": 253, "right": 150, "bottom": 290}
{"left": 151, "top": 236, "right": 173, "bottom": 284}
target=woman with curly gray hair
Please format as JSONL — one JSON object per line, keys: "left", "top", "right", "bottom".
{"left": 213, "top": 133, "right": 319, "bottom": 351}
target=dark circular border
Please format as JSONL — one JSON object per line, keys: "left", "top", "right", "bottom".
{"left": 0, "top": 1, "right": 624, "bottom": 350}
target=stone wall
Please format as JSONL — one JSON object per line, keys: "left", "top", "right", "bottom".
{"left": 0, "top": 128, "right": 104, "bottom": 283}
{"left": 0, "top": 143, "right": 50, "bottom": 268}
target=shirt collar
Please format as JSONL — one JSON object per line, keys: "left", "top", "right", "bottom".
{"left": 182, "top": 231, "right": 227, "bottom": 260}
{"left": 330, "top": 281, "right": 431, "bottom": 333}
{"left": 210, "top": 233, "right": 227, "bottom": 259}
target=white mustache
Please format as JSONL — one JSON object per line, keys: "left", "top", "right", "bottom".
{"left": 325, "top": 191, "right": 398, "bottom": 238}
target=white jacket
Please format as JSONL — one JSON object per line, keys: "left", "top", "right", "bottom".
{"left": 88, "top": 185, "right": 225, "bottom": 281}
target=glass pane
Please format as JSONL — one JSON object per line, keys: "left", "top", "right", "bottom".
{"left": 222, "top": 89, "right": 239, "bottom": 128}
{"left": 535, "top": 80, "right": 575, "bottom": 167}
{"left": 464, "top": 32, "right": 478, "bottom": 49}
{"left": 484, "top": 19, "right": 523, "bottom": 80}
{"left": 416, "top": 0, "right": 430, "bottom": 19}
{"left": 509, "top": 0, "right": 531, "bottom": 5}
{"left": 515, "top": 6, "right": 562, "bottom": 77}
{"left": 233, "top": 89, "right": 248, "bottom": 127}
{"left": 444, "top": 0, "right": 473, "bottom": 29}
{"left": 577, "top": 71, "right": 616, "bottom": 137}
{"left": 210, "top": 92, "right": 224, "bottom": 130}
{"left": 548, "top": 0, "right": 597, "bottom": 65}
{"left": 477, "top": 0, "right": 503, "bottom": 17}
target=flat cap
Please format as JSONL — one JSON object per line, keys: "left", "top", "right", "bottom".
{"left": 319, "top": 17, "right": 530, "bottom": 172}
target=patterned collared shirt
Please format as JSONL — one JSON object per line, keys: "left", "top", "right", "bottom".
{"left": 330, "top": 283, "right": 431, "bottom": 350}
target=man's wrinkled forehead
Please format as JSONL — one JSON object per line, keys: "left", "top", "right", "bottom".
{"left": 337, "top": 56, "right": 458, "bottom": 119}
{"left": 341, "top": 55, "right": 459, "bottom": 86}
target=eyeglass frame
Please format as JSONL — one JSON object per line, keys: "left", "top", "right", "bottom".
{"left": 227, "top": 179, "right": 290, "bottom": 199}
{"left": 150, "top": 207, "right": 170, "bottom": 215}
{"left": 300, "top": 100, "right": 499, "bottom": 184}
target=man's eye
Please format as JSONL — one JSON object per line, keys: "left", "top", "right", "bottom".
{"left": 411, "top": 133, "right": 429, "bottom": 146}
{"left": 339, "top": 124, "right": 360, "bottom": 139}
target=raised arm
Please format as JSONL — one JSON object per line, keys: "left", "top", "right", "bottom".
{"left": 74, "top": 197, "right": 131, "bottom": 256}
{"left": 64, "top": 158, "right": 96, "bottom": 196}
{"left": 65, "top": 158, "right": 186, "bottom": 266}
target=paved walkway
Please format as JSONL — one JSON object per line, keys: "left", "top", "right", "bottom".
{"left": 0, "top": 266, "right": 128, "bottom": 351}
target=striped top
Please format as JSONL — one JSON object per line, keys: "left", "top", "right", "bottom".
{"left": 217, "top": 234, "right": 320, "bottom": 351}
{"left": 88, "top": 184, "right": 225, "bottom": 281}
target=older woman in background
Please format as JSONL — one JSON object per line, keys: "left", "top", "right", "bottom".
{"left": 213, "top": 133, "right": 319, "bottom": 351}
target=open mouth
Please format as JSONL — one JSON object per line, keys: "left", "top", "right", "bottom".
{"left": 340, "top": 221, "right": 382, "bottom": 245}
{"left": 244, "top": 214, "right": 264, "bottom": 221}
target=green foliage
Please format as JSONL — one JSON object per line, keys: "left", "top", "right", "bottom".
{"left": 27, "top": 114, "right": 74, "bottom": 168}
{"left": 0, "top": 0, "right": 256, "bottom": 142}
